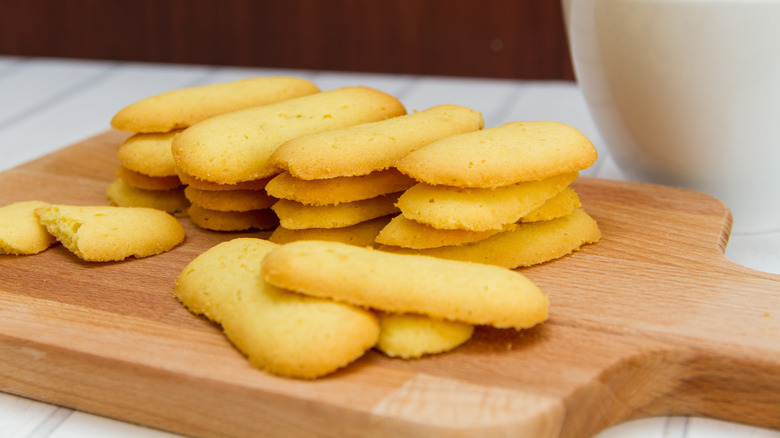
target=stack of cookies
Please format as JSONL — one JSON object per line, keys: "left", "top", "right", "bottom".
{"left": 107, "top": 76, "right": 321, "bottom": 215}
{"left": 267, "top": 105, "right": 485, "bottom": 246}
{"left": 108, "top": 130, "right": 190, "bottom": 214}
{"left": 377, "top": 121, "right": 602, "bottom": 268}
{"left": 170, "top": 86, "right": 407, "bottom": 231}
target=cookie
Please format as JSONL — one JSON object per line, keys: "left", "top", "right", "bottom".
{"left": 396, "top": 172, "right": 578, "bottom": 231}
{"left": 520, "top": 187, "right": 581, "bottom": 223}
{"left": 173, "top": 238, "right": 379, "bottom": 379}
{"left": 184, "top": 186, "right": 276, "bottom": 212}
{"left": 188, "top": 204, "right": 279, "bottom": 231}
{"left": 265, "top": 169, "right": 416, "bottom": 206}
{"left": 107, "top": 178, "right": 190, "bottom": 214}
{"left": 116, "top": 166, "right": 183, "bottom": 191}
{"left": 111, "top": 76, "right": 320, "bottom": 133}
{"left": 375, "top": 312, "right": 474, "bottom": 359}
{"left": 0, "top": 201, "right": 57, "bottom": 255}
{"left": 117, "top": 131, "right": 181, "bottom": 177}
{"left": 177, "top": 171, "right": 273, "bottom": 192}
{"left": 375, "top": 215, "right": 515, "bottom": 249}
{"left": 260, "top": 240, "right": 549, "bottom": 330}
{"left": 396, "top": 121, "right": 597, "bottom": 188}
{"left": 271, "top": 104, "right": 484, "bottom": 180}
{"left": 172, "top": 86, "right": 406, "bottom": 185}
{"left": 271, "top": 193, "right": 401, "bottom": 230}
{"left": 269, "top": 216, "right": 392, "bottom": 247}
{"left": 34, "top": 204, "right": 185, "bottom": 262}
{"left": 381, "top": 208, "right": 601, "bottom": 269}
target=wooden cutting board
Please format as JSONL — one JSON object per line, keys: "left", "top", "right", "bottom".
{"left": 0, "top": 131, "right": 778, "bottom": 438}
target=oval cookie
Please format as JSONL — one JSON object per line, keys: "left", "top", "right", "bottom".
{"left": 260, "top": 240, "right": 549, "bottom": 330}
{"left": 520, "top": 187, "right": 581, "bottom": 223}
{"left": 272, "top": 104, "right": 484, "bottom": 179}
{"left": 397, "top": 121, "right": 597, "bottom": 188}
{"left": 265, "top": 169, "right": 416, "bottom": 206}
{"left": 271, "top": 193, "right": 401, "bottom": 230}
{"left": 396, "top": 172, "right": 578, "bottom": 231}
{"left": 116, "top": 166, "right": 183, "bottom": 191}
{"left": 375, "top": 215, "right": 515, "bottom": 249}
{"left": 107, "top": 178, "right": 190, "bottom": 214}
{"left": 173, "top": 238, "right": 379, "bottom": 379}
{"left": 382, "top": 208, "right": 602, "bottom": 269}
{"left": 172, "top": 86, "right": 406, "bottom": 185}
{"left": 111, "top": 76, "right": 320, "bottom": 133}
{"left": 117, "top": 131, "right": 181, "bottom": 177}
{"left": 188, "top": 204, "right": 279, "bottom": 231}
{"left": 177, "top": 171, "right": 273, "bottom": 192}
{"left": 269, "top": 216, "right": 392, "bottom": 247}
{"left": 0, "top": 201, "right": 57, "bottom": 255}
{"left": 34, "top": 204, "right": 185, "bottom": 262}
{"left": 184, "top": 186, "right": 276, "bottom": 212}
{"left": 376, "top": 312, "right": 474, "bottom": 359}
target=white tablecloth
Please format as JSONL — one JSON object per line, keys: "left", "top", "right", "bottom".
{"left": 1, "top": 56, "right": 778, "bottom": 438}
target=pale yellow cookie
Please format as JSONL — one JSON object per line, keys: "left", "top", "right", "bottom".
{"left": 396, "top": 172, "right": 578, "bottom": 231}
{"left": 107, "top": 178, "right": 190, "bottom": 214}
{"left": 0, "top": 201, "right": 57, "bottom": 255}
{"left": 375, "top": 215, "right": 515, "bottom": 249}
{"left": 172, "top": 86, "right": 406, "bottom": 185}
{"left": 396, "top": 121, "right": 597, "bottom": 188}
{"left": 177, "top": 171, "right": 273, "bottom": 192}
{"left": 261, "top": 240, "right": 549, "bottom": 330}
{"left": 375, "top": 312, "right": 474, "bottom": 359}
{"left": 520, "top": 187, "right": 581, "bottom": 223}
{"left": 111, "top": 76, "right": 320, "bottom": 133}
{"left": 381, "top": 208, "right": 601, "bottom": 269}
{"left": 173, "top": 238, "right": 379, "bottom": 379}
{"left": 271, "top": 193, "right": 401, "bottom": 230}
{"left": 272, "top": 104, "right": 484, "bottom": 179}
{"left": 34, "top": 205, "right": 185, "bottom": 262}
{"left": 269, "top": 216, "right": 392, "bottom": 247}
{"left": 265, "top": 169, "right": 416, "bottom": 206}
{"left": 184, "top": 186, "right": 276, "bottom": 212}
{"left": 116, "top": 166, "right": 183, "bottom": 191}
{"left": 188, "top": 204, "right": 279, "bottom": 231}
{"left": 117, "top": 131, "right": 181, "bottom": 177}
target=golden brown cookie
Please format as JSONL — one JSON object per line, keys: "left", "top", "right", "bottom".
{"left": 271, "top": 193, "right": 401, "bottom": 230}
{"left": 396, "top": 172, "right": 578, "bottom": 231}
{"left": 269, "top": 216, "right": 392, "bottom": 247}
{"left": 172, "top": 86, "right": 406, "bottom": 185}
{"left": 520, "top": 187, "right": 581, "bottom": 223}
{"left": 375, "top": 312, "right": 474, "bottom": 359}
{"left": 265, "top": 169, "right": 416, "bottom": 206}
{"left": 0, "top": 201, "right": 57, "bottom": 255}
{"left": 188, "top": 204, "right": 279, "bottom": 231}
{"left": 107, "top": 178, "right": 190, "bottom": 214}
{"left": 396, "top": 121, "right": 597, "bottom": 188}
{"left": 34, "top": 204, "right": 185, "bottom": 262}
{"left": 177, "top": 171, "right": 273, "bottom": 192}
{"left": 375, "top": 215, "right": 515, "bottom": 249}
{"left": 272, "top": 104, "right": 484, "bottom": 179}
{"left": 116, "top": 166, "right": 183, "bottom": 191}
{"left": 117, "top": 130, "right": 181, "bottom": 177}
{"left": 173, "top": 238, "right": 379, "bottom": 379}
{"left": 111, "top": 76, "right": 320, "bottom": 133}
{"left": 260, "top": 240, "right": 549, "bottom": 330}
{"left": 381, "top": 208, "right": 601, "bottom": 269}
{"left": 184, "top": 186, "right": 276, "bottom": 212}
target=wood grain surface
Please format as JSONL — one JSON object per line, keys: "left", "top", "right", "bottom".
{"left": 0, "top": 131, "right": 778, "bottom": 438}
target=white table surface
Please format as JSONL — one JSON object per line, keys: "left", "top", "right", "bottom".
{"left": 0, "top": 55, "right": 778, "bottom": 438}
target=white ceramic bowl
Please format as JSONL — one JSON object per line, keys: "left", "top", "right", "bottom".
{"left": 563, "top": 0, "right": 780, "bottom": 233}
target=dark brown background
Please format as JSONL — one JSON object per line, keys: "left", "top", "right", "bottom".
{"left": 0, "top": 0, "right": 574, "bottom": 80}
